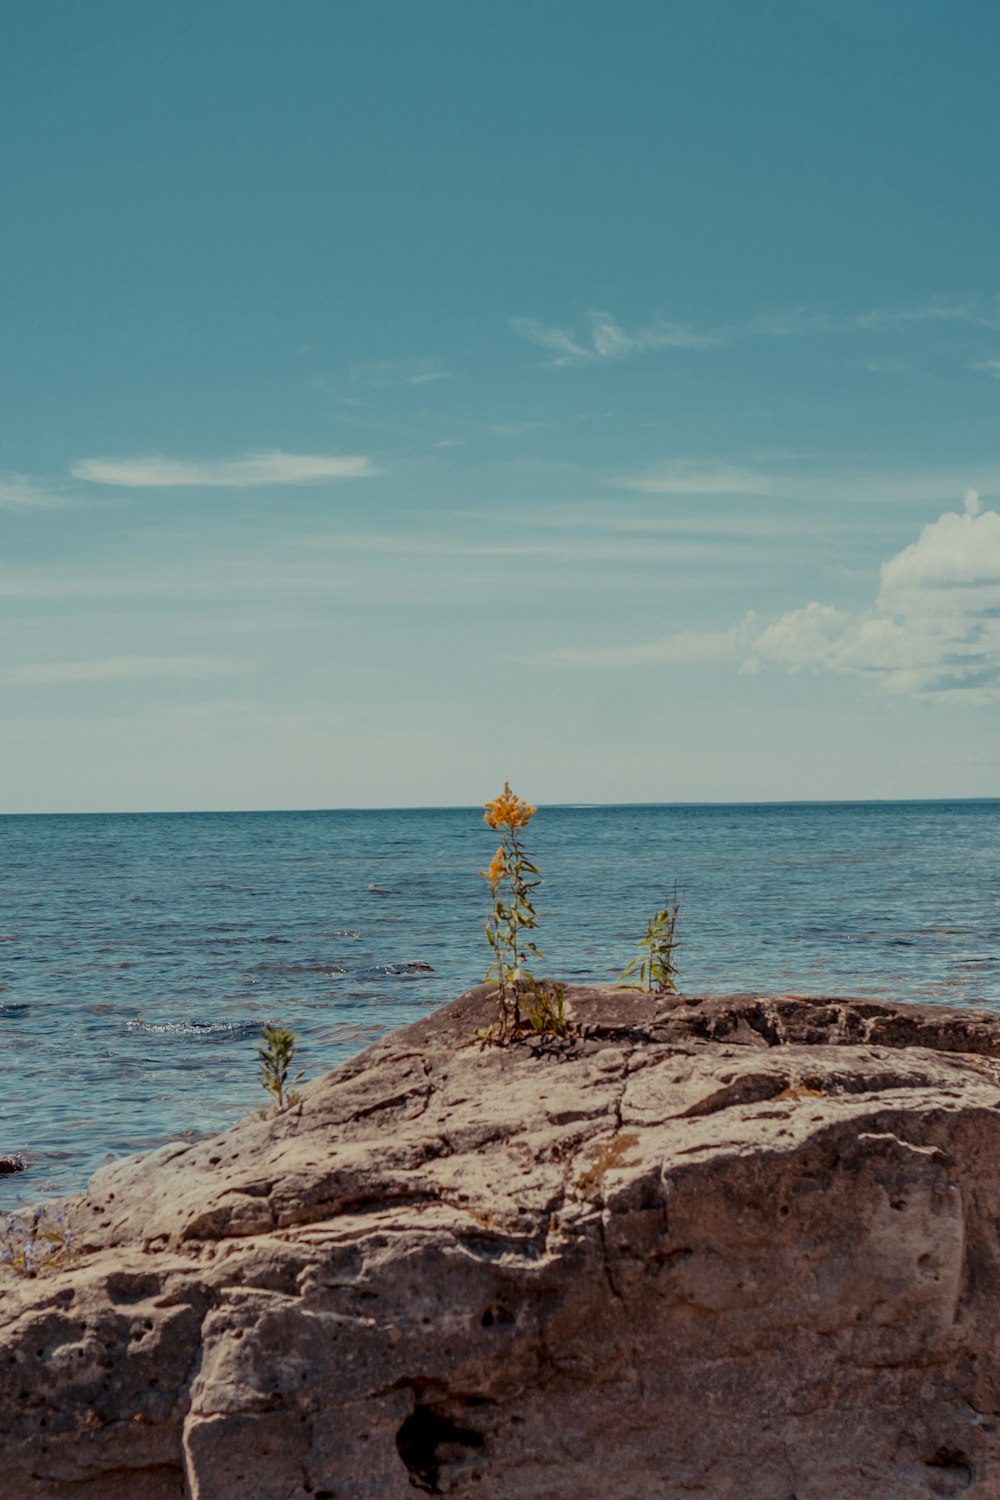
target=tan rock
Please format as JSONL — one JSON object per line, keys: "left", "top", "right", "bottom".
{"left": 4, "top": 986, "right": 1000, "bottom": 1498}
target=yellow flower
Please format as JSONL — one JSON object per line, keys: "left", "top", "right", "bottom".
{"left": 483, "top": 780, "right": 537, "bottom": 831}
{"left": 480, "top": 847, "right": 506, "bottom": 886}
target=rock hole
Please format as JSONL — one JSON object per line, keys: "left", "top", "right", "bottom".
{"left": 480, "top": 1303, "right": 514, "bottom": 1328}
{"left": 396, "top": 1404, "right": 484, "bottom": 1493}
{"left": 924, "top": 1449, "right": 972, "bottom": 1489}
{"left": 891, "top": 1198, "right": 907, "bottom": 1211}
{"left": 779, "top": 1205, "right": 790, "bottom": 1217}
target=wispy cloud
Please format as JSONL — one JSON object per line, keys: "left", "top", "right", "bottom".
{"left": 509, "top": 317, "right": 592, "bottom": 366}
{"left": 614, "top": 458, "right": 1000, "bottom": 508}
{"left": 554, "top": 631, "right": 740, "bottom": 666}
{"left": 855, "top": 295, "right": 1000, "bottom": 331}
{"left": 512, "top": 295, "right": 1000, "bottom": 367}
{"left": 487, "top": 420, "right": 551, "bottom": 438}
{"left": 970, "top": 359, "right": 1000, "bottom": 379}
{"left": 163, "top": 699, "right": 253, "bottom": 719}
{"left": 71, "top": 450, "right": 379, "bottom": 487}
{"left": 350, "top": 357, "right": 452, "bottom": 387}
{"left": 0, "top": 655, "right": 250, "bottom": 685}
{"left": 589, "top": 312, "right": 716, "bottom": 355}
{"left": 0, "top": 475, "right": 73, "bottom": 510}
{"left": 856, "top": 358, "right": 914, "bottom": 375}
{"left": 615, "top": 462, "right": 772, "bottom": 496}
{"left": 326, "top": 530, "right": 744, "bottom": 566}
{"left": 511, "top": 311, "right": 716, "bottom": 366}
{"left": 745, "top": 296, "right": 1000, "bottom": 339}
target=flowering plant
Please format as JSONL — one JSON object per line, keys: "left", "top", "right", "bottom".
{"left": 480, "top": 781, "right": 542, "bottom": 1039}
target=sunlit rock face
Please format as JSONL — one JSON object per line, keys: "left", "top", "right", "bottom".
{"left": 3, "top": 984, "right": 1000, "bottom": 1500}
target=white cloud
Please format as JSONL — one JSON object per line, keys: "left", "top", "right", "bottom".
{"left": 616, "top": 461, "right": 1000, "bottom": 509}
{"left": 487, "top": 420, "right": 550, "bottom": 438}
{"left": 350, "top": 358, "right": 452, "bottom": 387}
{"left": 509, "top": 317, "right": 592, "bottom": 366}
{"left": 511, "top": 311, "right": 716, "bottom": 366}
{"left": 615, "top": 462, "right": 772, "bottom": 496}
{"left": 878, "top": 490, "right": 1000, "bottom": 594}
{"left": 513, "top": 295, "right": 1000, "bottom": 368}
{"left": 855, "top": 295, "right": 1000, "bottom": 331}
{"left": 551, "top": 490, "right": 1000, "bottom": 703}
{"left": 0, "top": 656, "right": 250, "bottom": 684}
{"left": 71, "top": 450, "right": 378, "bottom": 487}
{"left": 588, "top": 311, "right": 717, "bottom": 356}
{"left": 740, "top": 296, "right": 1000, "bottom": 340}
{"left": 742, "top": 491, "right": 1000, "bottom": 702}
{"left": 971, "top": 359, "right": 1000, "bottom": 379}
{"left": 0, "top": 475, "right": 72, "bottom": 509}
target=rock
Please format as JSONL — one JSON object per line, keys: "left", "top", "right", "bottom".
{"left": 0, "top": 1155, "right": 25, "bottom": 1174}
{"left": 3, "top": 985, "right": 1000, "bottom": 1498}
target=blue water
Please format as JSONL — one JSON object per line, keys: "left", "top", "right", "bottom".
{"left": 1, "top": 801, "right": 998, "bottom": 1201}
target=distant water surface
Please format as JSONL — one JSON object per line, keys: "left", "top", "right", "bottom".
{"left": 1, "top": 801, "right": 998, "bottom": 1200}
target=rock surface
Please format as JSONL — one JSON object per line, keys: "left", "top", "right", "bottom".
{"left": 4, "top": 985, "right": 1000, "bottom": 1499}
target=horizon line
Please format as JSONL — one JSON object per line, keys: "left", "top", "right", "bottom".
{"left": 2, "top": 796, "right": 999, "bottom": 818}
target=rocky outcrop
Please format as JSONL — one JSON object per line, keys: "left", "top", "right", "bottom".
{"left": 4, "top": 985, "right": 1000, "bottom": 1499}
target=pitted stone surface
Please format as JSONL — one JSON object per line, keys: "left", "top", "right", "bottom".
{"left": 4, "top": 986, "right": 1000, "bottom": 1498}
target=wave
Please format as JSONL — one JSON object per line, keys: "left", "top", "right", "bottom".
{"left": 355, "top": 961, "right": 434, "bottom": 978}
{"left": 252, "top": 961, "right": 351, "bottom": 976}
{"left": 249, "top": 959, "right": 434, "bottom": 979}
{"left": 127, "top": 1017, "right": 263, "bottom": 1039}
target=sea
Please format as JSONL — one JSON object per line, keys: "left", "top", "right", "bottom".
{"left": 2, "top": 801, "right": 998, "bottom": 1204}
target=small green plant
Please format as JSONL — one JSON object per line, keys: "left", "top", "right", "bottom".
{"left": 522, "top": 980, "right": 572, "bottom": 1039}
{"left": 470, "top": 979, "right": 574, "bottom": 1047}
{"left": 619, "top": 891, "right": 681, "bottom": 993}
{"left": 480, "top": 781, "right": 543, "bottom": 1040}
{"left": 1, "top": 1208, "right": 77, "bottom": 1278}
{"left": 257, "top": 1022, "right": 304, "bottom": 1115}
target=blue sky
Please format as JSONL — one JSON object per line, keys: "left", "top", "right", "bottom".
{"left": 3, "top": 0, "right": 1000, "bottom": 811}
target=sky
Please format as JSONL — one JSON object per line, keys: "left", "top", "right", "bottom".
{"left": 2, "top": 0, "right": 1000, "bottom": 812}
